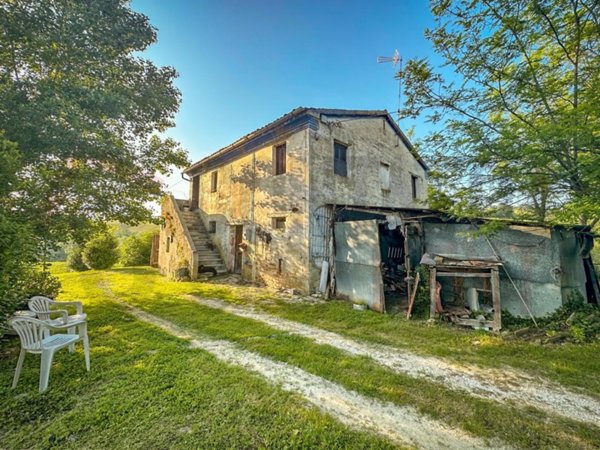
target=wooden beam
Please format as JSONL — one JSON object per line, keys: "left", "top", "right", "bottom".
{"left": 429, "top": 267, "right": 437, "bottom": 320}
{"left": 491, "top": 268, "right": 501, "bottom": 331}
{"left": 436, "top": 272, "right": 491, "bottom": 278}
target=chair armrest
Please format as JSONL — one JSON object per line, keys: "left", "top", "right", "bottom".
{"left": 35, "top": 309, "right": 69, "bottom": 324}
{"left": 52, "top": 300, "right": 83, "bottom": 315}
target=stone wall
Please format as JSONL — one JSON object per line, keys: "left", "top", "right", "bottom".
{"left": 193, "top": 129, "right": 311, "bottom": 292}
{"left": 307, "top": 116, "right": 429, "bottom": 291}
{"left": 158, "top": 196, "right": 198, "bottom": 280}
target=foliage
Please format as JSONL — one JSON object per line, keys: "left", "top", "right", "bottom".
{"left": 120, "top": 232, "right": 154, "bottom": 266}
{"left": 503, "top": 291, "right": 600, "bottom": 343}
{"left": 0, "top": 0, "right": 189, "bottom": 246}
{"left": 66, "top": 246, "right": 89, "bottom": 272}
{"left": 0, "top": 135, "right": 61, "bottom": 333}
{"left": 399, "top": 0, "right": 600, "bottom": 225}
{"left": 411, "top": 265, "right": 432, "bottom": 319}
{"left": 81, "top": 232, "right": 119, "bottom": 270}
{"left": 20, "top": 267, "right": 61, "bottom": 300}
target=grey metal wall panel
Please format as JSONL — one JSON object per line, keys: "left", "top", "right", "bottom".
{"left": 334, "top": 220, "right": 384, "bottom": 311}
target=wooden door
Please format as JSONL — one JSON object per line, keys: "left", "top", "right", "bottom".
{"left": 191, "top": 175, "right": 200, "bottom": 210}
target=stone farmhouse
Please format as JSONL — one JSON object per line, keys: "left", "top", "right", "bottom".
{"left": 158, "top": 107, "right": 599, "bottom": 326}
{"left": 159, "top": 107, "right": 428, "bottom": 292}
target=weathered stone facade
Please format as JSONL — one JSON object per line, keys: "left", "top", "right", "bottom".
{"left": 158, "top": 196, "right": 198, "bottom": 280}
{"left": 162, "top": 108, "right": 428, "bottom": 293}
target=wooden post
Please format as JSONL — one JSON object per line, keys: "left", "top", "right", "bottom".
{"left": 491, "top": 267, "right": 501, "bottom": 331}
{"left": 429, "top": 267, "right": 437, "bottom": 321}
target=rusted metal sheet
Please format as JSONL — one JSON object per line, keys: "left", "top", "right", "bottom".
{"left": 334, "top": 220, "right": 385, "bottom": 312}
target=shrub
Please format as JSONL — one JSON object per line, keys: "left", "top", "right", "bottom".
{"left": 66, "top": 246, "right": 89, "bottom": 271}
{"left": 82, "top": 232, "right": 120, "bottom": 270}
{"left": 409, "top": 265, "right": 431, "bottom": 319}
{"left": 120, "top": 232, "right": 154, "bottom": 266}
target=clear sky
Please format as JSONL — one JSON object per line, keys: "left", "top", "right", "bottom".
{"left": 130, "top": 0, "right": 437, "bottom": 197}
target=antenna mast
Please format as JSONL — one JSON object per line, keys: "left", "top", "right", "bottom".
{"left": 377, "top": 49, "right": 403, "bottom": 122}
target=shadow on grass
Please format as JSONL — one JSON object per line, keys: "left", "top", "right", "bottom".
{"left": 107, "top": 266, "right": 158, "bottom": 276}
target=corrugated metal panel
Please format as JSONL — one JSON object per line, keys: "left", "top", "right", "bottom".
{"left": 334, "top": 220, "right": 384, "bottom": 312}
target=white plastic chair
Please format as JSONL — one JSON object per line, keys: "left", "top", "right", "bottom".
{"left": 29, "top": 296, "right": 87, "bottom": 352}
{"left": 10, "top": 317, "right": 90, "bottom": 393}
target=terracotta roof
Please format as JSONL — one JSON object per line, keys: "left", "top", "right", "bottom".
{"left": 184, "top": 107, "right": 428, "bottom": 175}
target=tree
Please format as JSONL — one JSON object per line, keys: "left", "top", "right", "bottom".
{"left": 120, "top": 232, "right": 154, "bottom": 266}
{"left": 82, "top": 231, "right": 119, "bottom": 270}
{"left": 0, "top": 134, "right": 60, "bottom": 333}
{"left": 0, "top": 0, "right": 189, "bottom": 246}
{"left": 398, "top": 0, "right": 600, "bottom": 225}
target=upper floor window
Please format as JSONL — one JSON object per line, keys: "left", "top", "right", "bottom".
{"left": 380, "top": 162, "right": 390, "bottom": 191}
{"left": 411, "top": 174, "right": 419, "bottom": 200}
{"left": 210, "top": 171, "right": 218, "bottom": 193}
{"left": 333, "top": 141, "right": 348, "bottom": 177}
{"left": 274, "top": 143, "right": 286, "bottom": 175}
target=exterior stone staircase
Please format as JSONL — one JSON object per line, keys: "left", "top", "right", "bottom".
{"left": 179, "top": 207, "right": 228, "bottom": 275}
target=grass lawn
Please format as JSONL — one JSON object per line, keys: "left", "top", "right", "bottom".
{"left": 1, "top": 263, "right": 599, "bottom": 449}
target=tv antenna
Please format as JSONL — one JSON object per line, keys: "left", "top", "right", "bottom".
{"left": 377, "top": 49, "right": 403, "bottom": 121}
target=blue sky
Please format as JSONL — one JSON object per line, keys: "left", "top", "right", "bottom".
{"left": 131, "top": 0, "right": 437, "bottom": 197}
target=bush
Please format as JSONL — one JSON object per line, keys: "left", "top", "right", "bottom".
{"left": 82, "top": 232, "right": 119, "bottom": 270}
{"left": 120, "top": 232, "right": 154, "bottom": 266}
{"left": 66, "top": 246, "right": 89, "bottom": 271}
{"left": 504, "top": 292, "right": 600, "bottom": 343}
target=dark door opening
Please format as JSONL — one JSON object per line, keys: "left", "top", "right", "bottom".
{"left": 379, "top": 224, "right": 408, "bottom": 313}
{"left": 191, "top": 175, "right": 200, "bottom": 210}
{"left": 233, "top": 225, "right": 243, "bottom": 274}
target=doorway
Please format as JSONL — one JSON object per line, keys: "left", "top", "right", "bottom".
{"left": 233, "top": 225, "right": 243, "bottom": 274}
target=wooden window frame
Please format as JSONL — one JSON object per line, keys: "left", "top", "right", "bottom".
{"left": 274, "top": 143, "right": 287, "bottom": 175}
{"left": 411, "top": 174, "right": 419, "bottom": 200}
{"left": 272, "top": 217, "right": 286, "bottom": 231}
{"left": 380, "top": 161, "right": 391, "bottom": 192}
{"left": 333, "top": 141, "right": 348, "bottom": 177}
{"left": 210, "top": 171, "right": 218, "bottom": 193}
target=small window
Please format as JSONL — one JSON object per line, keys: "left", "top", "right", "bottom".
{"left": 274, "top": 143, "right": 286, "bottom": 175}
{"left": 380, "top": 162, "right": 390, "bottom": 191}
{"left": 165, "top": 235, "right": 171, "bottom": 253}
{"left": 208, "top": 221, "right": 217, "bottom": 233}
{"left": 333, "top": 142, "right": 348, "bottom": 177}
{"left": 272, "top": 217, "right": 286, "bottom": 230}
{"left": 278, "top": 258, "right": 283, "bottom": 274}
{"left": 210, "top": 171, "right": 218, "bottom": 193}
{"left": 411, "top": 175, "right": 419, "bottom": 200}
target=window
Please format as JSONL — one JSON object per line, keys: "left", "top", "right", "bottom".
{"left": 272, "top": 217, "right": 286, "bottom": 230}
{"left": 411, "top": 175, "right": 419, "bottom": 200}
{"left": 210, "top": 171, "right": 218, "bottom": 193}
{"left": 333, "top": 141, "right": 348, "bottom": 177}
{"left": 379, "top": 162, "right": 390, "bottom": 191}
{"left": 274, "top": 143, "right": 286, "bottom": 175}
{"left": 278, "top": 258, "right": 284, "bottom": 274}
{"left": 208, "top": 221, "right": 217, "bottom": 233}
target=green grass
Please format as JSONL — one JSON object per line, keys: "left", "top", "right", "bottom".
{"left": 2, "top": 263, "right": 599, "bottom": 449}
{"left": 100, "top": 267, "right": 600, "bottom": 450}
{"left": 101, "top": 263, "right": 600, "bottom": 396}
{"left": 0, "top": 266, "right": 397, "bottom": 449}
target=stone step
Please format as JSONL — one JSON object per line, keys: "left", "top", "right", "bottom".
{"left": 197, "top": 249, "right": 220, "bottom": 256}
{"left": 198, "top": 258, "right": 223, "bottom": 265}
